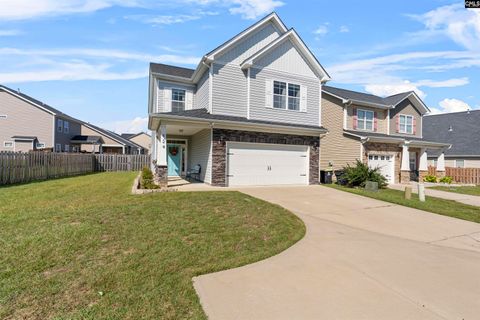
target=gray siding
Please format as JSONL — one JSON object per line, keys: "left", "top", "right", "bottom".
{"left": 215, "top": 22, "right": 281, "bottom": 64}
{"left": 0, "top": 91, "right": 54, "bottom": 152}
{"left": 212, "top": 63, "right": 247, "bottom": 117}
{"left": 250, "top": 67, "right": 320, "bottom": 126}
{"left": 195, "top": 71, "right": 209, "bottom": 110}
{"left": 254, "top": 39, "right": 317, "bottom": 78}
{"left": 54, "top": 117, "right": 81, "bottom": 151}
{"left": 156, "top": 80, "right": 195, "bottom": 113}
{"left": 189, "top": 129, "right": 212, "bottom": 183}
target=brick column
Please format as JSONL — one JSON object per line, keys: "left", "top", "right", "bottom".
{"left": 419, "top": 170, "right": 429, "bottom": 182}
{"left": 400, "top": 171, "right": 411, "bottom": 184}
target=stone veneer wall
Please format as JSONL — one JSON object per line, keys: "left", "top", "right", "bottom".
{"left": 211, "top": 128, "right": 320, "bottom": 187}
{"left": 153, "top": 165, "right": 168, "bottom": 188}
{"left": 362, "top": 142, "right": 402, "bottom": 184}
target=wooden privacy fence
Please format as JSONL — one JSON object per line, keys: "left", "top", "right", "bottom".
{"left": 427, "top": 165, "right": 480, "bottom": 184}
{"left": 0, "top": 152, "right": 151, "bottom": 185}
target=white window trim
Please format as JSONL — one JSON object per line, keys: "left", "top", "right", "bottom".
{"left": 57, "top": 119, "right": 63, "bottom": 133}
{"left": 455, "top": 159, "right": 465, "bottom": 168}
{"left": 399, "top": 114, "right": 414, "bottom": 134}
{"left": 64, "top": 121, "right": 69, "bottom": 134}
{"left": 171, "top": 87, "right": 186, "bottom": 112}
{"left": 36, "top": 142, "right": 45, "bottom": 149}
{"left": 4, "top": 141, "right": 13, "bottom": 148}
{"left": 55, "top": 143, "right": 62, "bottom": 152}
{"left": 272, "top": 79, "right": 303, "bottom": 112}
{"left": 357, "top": 108, "right": 374, "bottom": 131}
{"left": 0, "top": 115, "right": 7, "bottom": 119}
{"left": 65, "top": 144, "right": 70, "bottom": 152}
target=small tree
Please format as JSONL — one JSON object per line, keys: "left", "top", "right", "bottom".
{"left": 341, "top": 160, "right": 387, "bottom": 188}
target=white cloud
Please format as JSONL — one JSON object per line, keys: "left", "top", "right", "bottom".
{"left": 409, "top": 4, "right": 480, "bottom": 51}
{"left": 125, "top": 10, "right": 218, "bottom": 25}
{"left": 415, "top": 77, "right": 469, "bottom": 88}
{"left": 100, "top": 117, "right": 148, "bottom": 134}
{"left": 364, "top": 81, "right": 426, "bottom": 99}
{"left": 228, "top": 0, "right": 284, "bottom": 20}
{"left": 314, "top": 24, "right": 329, "bottom": 36}
{"left": 439, "top": 98, "right": 471, "bottom": 112}
{"left": 0, "top": 29, "right": 23, "bottom": 36}
{"left": 339, "top": 25, "right": 349, "bottom": 33}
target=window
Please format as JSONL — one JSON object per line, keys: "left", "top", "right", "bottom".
{"left": 64, "top": 121, "right": 69, "bottom": 134}
{"left": 64, "top": 144, "right": 70, "bottom": 152}
{"left": 455, "top": 159, "right": 465, "bottom": 168}
{"left": 273, "top": 81, "right": 301, "bottom": 111}
{"left": 399, "top": 115, "right": 414, "bottom": 134}
{"left": 171, "top": 89, "right": 186, "bottom": 112}
{"left": 72, "top": 146, "right": 78, "bottom": 152}
{"left": 55, "top": 144, "right": 62, "bottom": 152}
{"left": 57, "top": 119, "right": 63, "bottom": 133}
{"left": 36, "top": 143, "right": 45, "bottom": 149}
{"left": 357, "top": 109, "right": 374, "bottom": 131}
{"left": 4, "top": 141, "right": 13, "bottom": 148}
{"left": 0, "top": 115, "right": 7, "bottom": 119}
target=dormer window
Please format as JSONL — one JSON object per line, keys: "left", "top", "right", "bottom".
{"left": 171, "top": 89, "right": 186, "bottom": 112}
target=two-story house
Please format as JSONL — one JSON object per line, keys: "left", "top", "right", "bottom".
{"left": 0, "top": 85, "right": 144, "bottom": 154}
{"left": 321, "top": 86, "right": 450, "bottom": 184}
{"left": 148, "top": 13, "right": 330, "bottom": 187}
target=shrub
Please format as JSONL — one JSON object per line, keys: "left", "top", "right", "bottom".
{"left": 439, "top": 176, "right": 453, "bottom": 184}
{"left": 341, "top": 160, "right": 387, "bottom": 188}
{"left": 141, "top": 167, "right": 159, "bottom": 189}
{"left": 423, "top": 175, "right": 437, "bottom": 183}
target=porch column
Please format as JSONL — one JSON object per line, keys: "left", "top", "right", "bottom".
{"left": 436, "top": 151, "right": 446, "bottom": 179}
{"left": 400, "top": 143, "right": 410, "bottom": 184}
{"left": 418, "top": 148, "right": 428, "bottom": 182}
{"left": 153, "top": 124, "right": 168, "bottom": 188}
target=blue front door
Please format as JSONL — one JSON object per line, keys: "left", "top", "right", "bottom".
{"left": 167, "top": 144, "right": 182, "bottom": 176}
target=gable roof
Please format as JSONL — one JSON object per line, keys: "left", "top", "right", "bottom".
{"left": 423, "top": 110, "right": 480, "bottom": 156}
{"left": 240, "top": 29, "right": 330, "bottom": 81}
{"left": 149, "top": 63, "right": 195, "bottom": 79}
{"left": 82, "top": 122, "right": 144, "bottom": 149}
{"left": 322, "top": 85, "right": 429, "bottom": 113}
{"left": 121, "top": 132, "right": 151, "bottom": 140}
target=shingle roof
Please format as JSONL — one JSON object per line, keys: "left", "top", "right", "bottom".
{"left": 83, "top": 123, "right": 144, "bottom": 149}
{"left": 323, "top": 85, "right": 413, "bottom": 107}
{"left": 149, "top": 63, "right": 195, "bottom": 79}
{"left": 121, "top": 133, "right": 136, "bottom": 139}
{"left": 70, "top": 135, "right": 103, "bottom": 144}
{"left": 423, "top": 110, "right": 480, "bottom": 156}
{"left": 156, "top": 108, "right": 327, "bottom": 131}
{"left": 343, "top": 130, "right": 449, "bottom": 147}
{"left": 11, "top": 135, "right": 37, "bottom": 140}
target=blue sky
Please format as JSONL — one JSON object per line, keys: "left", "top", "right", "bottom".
{"left": 0, "top": 0, "right": 479, "bottom": 133}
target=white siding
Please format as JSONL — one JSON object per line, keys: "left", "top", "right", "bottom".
{"left": 195, "top": 71, "right": 209, "bottom": 110}
{"left": 212, "top": 63, "right": 247, "bottom": 117}
{"left": 254, "top": 39, "right": 317, "bottom": 78}
{"left": 156, "top": 80, "right": 195, "bottom": 113}
{"left": 249, "top": 67, "right": 320, "bottom": 126}
{"left": 215, "top": 22, "right": 281, "bottom": 64}
{"left": 189, "top": 129, "right": 212, "bottom": 183}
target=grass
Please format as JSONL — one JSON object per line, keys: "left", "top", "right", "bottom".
{"left": 327, "top": 184, "right": 480, "bottom": 223}
{"left": 430, "top": 185, "right": 480, "bottom": 196}
{"left": 0, "top": 172, "right": 305, "bottom": 319}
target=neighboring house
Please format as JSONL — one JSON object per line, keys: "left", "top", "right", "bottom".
{"left": 148, "top": 13, "right": 330, "bottom": 187}
{"left": 321, "top": 86, "right": 450, "bottom": 184}
{"left": 121, "top": 132, "right": 151, "bottom": 154}
{"left": 0, "top": 85, "right": 143, "bottom": 154}
{"left": 423, "top": 110, "right": 480, "bottom": 168}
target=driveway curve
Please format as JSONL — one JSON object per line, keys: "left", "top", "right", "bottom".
{"left": 193, "top": 185, "right": 480, "bottom": 320}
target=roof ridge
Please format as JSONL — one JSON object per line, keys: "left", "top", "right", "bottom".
{"left": 424, "top": 109, "right": 477, "bottom": 116}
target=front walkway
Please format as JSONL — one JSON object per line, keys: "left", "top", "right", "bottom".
{"left": 389, "top": 183, "right": 480, "bottom": 207}
{"left": 194, "top": 186, "right": 480, "bottom": 320}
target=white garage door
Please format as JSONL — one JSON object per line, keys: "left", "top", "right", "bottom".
{"left": 368, "top": 154, "right": 395, "bottom": 184}
{"left": 226, "top": 142, "right": 309, "bottom": 186}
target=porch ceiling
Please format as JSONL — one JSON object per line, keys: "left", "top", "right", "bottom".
{"left": 165, "top": 122, "right": 209, "bottom": 136}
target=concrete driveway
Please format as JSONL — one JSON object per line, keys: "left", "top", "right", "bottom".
{"left": 193, "top": 185, "right": 480, "bottom": 320}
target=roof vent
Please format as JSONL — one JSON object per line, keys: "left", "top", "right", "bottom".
{"left": 448, "top": 125, "right": 453, "bottom": 132}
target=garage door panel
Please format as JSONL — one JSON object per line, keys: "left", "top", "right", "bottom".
{"left": 227, "top": 142, "right": 309, "bottom": 186}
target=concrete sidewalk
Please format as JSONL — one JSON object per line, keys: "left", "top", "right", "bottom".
{"left": 389, "top": 183, "right": 480, "bottom": 207}
{"left": 194, "top": 185, "right": 480, "bottom": 320}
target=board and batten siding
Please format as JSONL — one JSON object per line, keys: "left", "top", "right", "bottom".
{"left": 188, "top": 129, "right": 212, "bottom": 183}
{"left": 212, "top": 63, "right": 247, "bottom": 117}
{"left": 215, "top": 22, "right": 281, "bottom": 64}
{"left": 195, "top": 71, "right": 209, "bottom": 110}
{"left": 249, "top": 67, "right": 320, "bottom": 126}
{"left": 156, "top": 80, "right": 195, "bottom": 113}
{"left": 389, "top": 99, "right": 423, "bottom": 138}
{"left": 320, "top": 95, "right": 361, "bottom": 170}
{"left": 346, "top": 105, "right": 388, "bottom": 134}
{"left": 0, "top": 91, "right": 54, "bottom": 152}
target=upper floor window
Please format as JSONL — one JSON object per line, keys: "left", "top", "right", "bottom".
{"left": 171, "top": 89, "right": 186, "bottom": 112}
{"left": 273, "top": 81, "right": 300, "bottom": 111}
{"left": 357, "top": 109, "right": 374, "bottom": 131}
{"left": 57, "top": 119, "right": 63, "bottom": 133}
{"left": 399, "top": 114, "right": 414, "bottom": 134}
{"left": 64, "top": 121, "right": 69, "bottom": 134}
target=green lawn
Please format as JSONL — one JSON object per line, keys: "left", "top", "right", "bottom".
{"left": 430, "top": 185, "right": 480, "bottom": 196}
{"left": 0, "top": 173, "right": 305, "bottom": 319}
{"left": 327, "top": 184, "right": 480, "bottom": 223}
